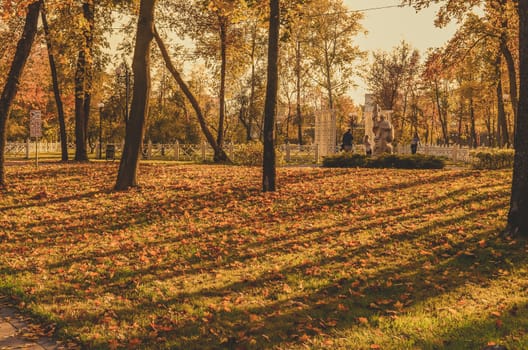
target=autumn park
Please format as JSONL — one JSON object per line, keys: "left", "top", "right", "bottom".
{"left": 1, "top": 0, "right": 528, "bottom": 349}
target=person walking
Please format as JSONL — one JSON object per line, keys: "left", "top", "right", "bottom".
{"left": 411, "top": 132, "right": 420, "bottom": 154}
{"left": 341, "top": 128, "right": 353, "bottom": 152}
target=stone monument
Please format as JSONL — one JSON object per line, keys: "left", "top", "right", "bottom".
{"left": 363, "top": 94, "right": 377, "bottom": 146}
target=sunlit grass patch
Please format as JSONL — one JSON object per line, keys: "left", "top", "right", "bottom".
{"left": 0, "top": 162, "right": 525, "bottom": 349}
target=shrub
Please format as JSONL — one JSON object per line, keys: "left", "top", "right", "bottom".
{"left": 232, "top": 142, "right": 263, "bottom": 166}
{"left": 470, "top": 149, "right": 514, "bottom": 169}
{"left": 321, "top": 153, "right": 367, "bottom": 168}
{"left": 322, "top": 153, "right": 445, "bottom": 169}
{"left": 232, "top": 142, "right": 284, "bottom": 166}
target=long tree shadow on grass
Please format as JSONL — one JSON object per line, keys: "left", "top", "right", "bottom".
{"left": 1, "top": 168, "right": 486, "bottom": 247}
{"left": 1, "top": 167, "right": 507, "bottom": 286}
{"left": 117, "top": 226, "right": 525, "bottom": 349}
{"left": 2, "top": 170, "right": 503, "bottom": 281}
{"left": 415, "top": 302, "right": 528, "bottom": 349}
{"left": 23, "top": 201, "right": 522, "bottom": 348}
{"left": 63, "top": 223, "right": 525, "bottom": 349}
{"left": 0, "top": 164, "right": 521, "bottom": 349}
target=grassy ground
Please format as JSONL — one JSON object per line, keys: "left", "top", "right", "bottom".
{"left": 0, "top": 162, "right": 526, "bottom": 349}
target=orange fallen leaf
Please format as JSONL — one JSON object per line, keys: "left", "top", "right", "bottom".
{"left": 128, "top": 338, "right": 142, "bottom": 347}
{"left": 495, "top": 319, "right": 503, "bottom": 328}
{"left": 338, "top": 303, "right": 349, "bottom": 311}
{"left": 249, "top": 314, "right": 260, "bottom": 322}
{"left": 358, "top": 317, "right": 369, "bottom": 324}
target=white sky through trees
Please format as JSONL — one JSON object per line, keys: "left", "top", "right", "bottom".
{"left": 107, "top": 1, "right": 458, "bottom": 105}
{"left": 343, "top": 0, "right": 458, "bottom": 103}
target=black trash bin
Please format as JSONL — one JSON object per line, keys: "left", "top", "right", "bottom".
{"left": 105, "top": 144, "right": 115, "bottom": 160}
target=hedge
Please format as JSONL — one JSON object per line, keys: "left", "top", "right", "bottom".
{"left": 322, "top": 153, "right": 445, "bottom": 169}
{"left": 470, "top": 149, "right": 514, "bottom": 169}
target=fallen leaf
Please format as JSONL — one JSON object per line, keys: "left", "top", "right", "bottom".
{"left": 358, "top": 317, "right": 369, "bottom": 324}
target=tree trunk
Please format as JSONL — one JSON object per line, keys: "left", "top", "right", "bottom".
{"left": 0, "top": 1, "right": 41, "bottom": 188}
{"left": 74, "top": 48, "right": 88, "bottom": 161}
{"left": 401, "top": 91, "right": 409, "bottom": 138}
{"left": 295, "top": 39, "right": 303, "bottom": 145}
{"left": 501, "top": 42, "right": 518, "bottom": 126}
{"left": 434, "top": 80, "right": 449, "bottom": 144}
{"left": 115, "top": 0, "right": 156, "bottom": 190}
{"left": 83, "top": 1, "right": 94, "bottom": 140}
{"left": 324, "top": 48, "right": 334, "bottom": 110}
{"left": 247, "top": 24, "right": 257, "bottom": 141}
{"left": 41, "top": 0, "right": 68, "bottom": 161}
{"left": 430, "top": 102, "right": 436, "bottom": 144}
{"left": 506, "top": 0, "right": 528, "bottom": 237}
{"left": 74, "top": 0, "right": 94, "bottom": 161}
{"left": 238, "top": 102, "right": 249, "bottom": 139}
{"left": 469, "top": 95, "right": 477, "bottom": 148}
{"left": 215, "top": 17, "right": 228, "bottom": 162}
{"left": 498, "top": 0, "right": 518, "bottom": 136}
{"left": 153, "top": 28, "right": 230, "bottom": 162}
{"left": 496, "top": 54, "right": 509, "bottom": 147}
{"left": 457, "top": 102, "right": 463, "bottom": 145}
{"left": 485, "top": 105, "right": 493, "bottom": 146}
{"left": 262, "top": 0, "right": 279, "bottom": 192}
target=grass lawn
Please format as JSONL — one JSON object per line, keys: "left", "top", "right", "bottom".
{"left": 0, "top": 162, "right": 527, "bottom": 349}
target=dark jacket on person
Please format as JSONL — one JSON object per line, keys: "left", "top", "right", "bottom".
{"left": 342, "top": 131, "right": 353, "bottom": 146}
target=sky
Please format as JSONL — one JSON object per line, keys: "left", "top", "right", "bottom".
{"left": 108, "top": 1, "right": 460, "bottom": 105}
{"left": 343, "top": 0, "right": 459, "bottom": 104}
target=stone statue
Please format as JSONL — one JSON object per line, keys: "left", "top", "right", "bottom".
{"left": 373, "top": 114, "right": 394, "bottom": 155}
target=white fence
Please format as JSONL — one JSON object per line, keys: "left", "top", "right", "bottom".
{"left": 5, "top": 141, "right": 65, "bottom": 158}
{"left": 395, "top": 144, "right": 476, "bottom": 163}
{"left": 5, "top": 139, "right": 481, "bottom": 165}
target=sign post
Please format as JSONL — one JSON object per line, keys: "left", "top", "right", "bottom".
{"left": 29, "top": 110, "right": 42, "bottom": 167}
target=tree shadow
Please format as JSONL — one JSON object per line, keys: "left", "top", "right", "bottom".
{"left": 0, "top": 164, "right": 521, "bottom": 349}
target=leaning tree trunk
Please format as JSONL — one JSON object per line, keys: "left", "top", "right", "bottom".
{"left": 115, "top": 0, "right": 156, "bottom": 190}
{"left": 506, "top": 0, "right": 528, "bottom": 237}
{"left": 262, "top": 0, "right": 279, "bottom": 192}
{"left": 153, "top": 28, "right": 230, "bottom": 163}
{"left": 499, "top": 0, "right": 518, "bottom": 133}
{"left": 0, "top": 1, "right": 41, "bottom": 188}
{"left": 41, "top": 0, "right": 68, "bottom": 161}
{"left": 501, "top": 39, "right": 518, "bottom": 128}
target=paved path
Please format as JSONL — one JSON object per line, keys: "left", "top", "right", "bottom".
{"left": 0, "top": 297, "right": 77, "bottom": 350}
